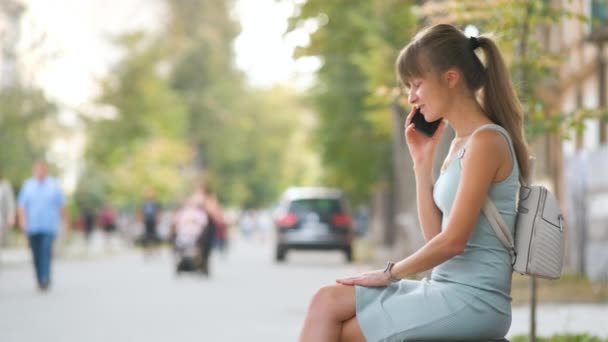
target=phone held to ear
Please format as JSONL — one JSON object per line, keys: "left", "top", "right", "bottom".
{"left": 410, "top": 107, "right": 442, "bottom": 137}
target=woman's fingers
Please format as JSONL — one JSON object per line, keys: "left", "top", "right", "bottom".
{"left": 405, "top": 122, "right": 416, "bottom": 135}
{"left": 335, "top": 279, "right": 350, "bottom": 286}
{"left": 404, "top": 122, "right": 418, "bottom": 143}
{"left": 336, "top": 277, "right": 356, "bottom": 286}
{"left": 404, "top": 106, "right": 416, "bottom": 128}
{"left": 336, "top": 273, "right": 368, "bottom": 285}
{"left": 337, "top": 272, "right": 389, "bottom": 288}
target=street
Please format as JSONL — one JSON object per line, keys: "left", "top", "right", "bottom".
{"left": 0, "top": 235, "right": 367, "bottom": 342}
{"left": 1, "top": 234, "right": 607, "bottom": 342}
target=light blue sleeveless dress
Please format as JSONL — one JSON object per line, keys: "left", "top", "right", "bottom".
{"left": 356, "top": 124, "right": 519, "bottom": 341}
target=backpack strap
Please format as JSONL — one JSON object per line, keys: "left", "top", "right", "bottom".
{"left": 483, "top": 197, "right": 517, "bottom": 265}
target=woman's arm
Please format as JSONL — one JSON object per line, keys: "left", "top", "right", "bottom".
{"left": 402, "top": 108, "right": 446, "bottom": 242}
{"left": 391, "top": 130, "right": 509, "bottom": 278}
{"left": 414, "top": 166, "right": 443, "bottom": 241}
{"left": 336, "top": 130, "right": 510, "bottom": 287}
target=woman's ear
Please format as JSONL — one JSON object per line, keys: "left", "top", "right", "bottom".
{"left": 444, "top": 69, "right": 460, "bottom": 89}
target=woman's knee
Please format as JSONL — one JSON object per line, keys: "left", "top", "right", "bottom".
{"left": 307, "top": 284, "right": 356, "bottom": 319}
{"left": 308, "top": 285, "right": 338, "bottom": 311}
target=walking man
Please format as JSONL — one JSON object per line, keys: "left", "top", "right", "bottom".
{"left": 18, "top": 160, "right": 65, "bottom": 291}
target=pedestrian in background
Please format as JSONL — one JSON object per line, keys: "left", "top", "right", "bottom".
{"left": 139, "top": 188, "right": 161, "bottom": 256}
{"left": 171, "top": 197, "right": 208, "bottom": 273}
{"left": 190, "top": 182, "right": 226, "bottom": 275}
{"left": 299, "top": 23, "right": 530, "bottom": 341}
{"left": 206, "top": 191, "right": 228, "bottom": 258}
{"left": 17, "top": 160, "right": 66, "bottom": 291}
{"left": 81, "top": 205, "right": 96, "bottom": 244}
{"left": 0, "top": 168, "right": 16, "bottom": 266}
{"left": 98, "top": 202, "right": 117, "bottom": 248}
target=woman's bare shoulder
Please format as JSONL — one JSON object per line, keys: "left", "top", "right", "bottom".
{"left": 461, "top": 128, "right": 511, "bottom": 178}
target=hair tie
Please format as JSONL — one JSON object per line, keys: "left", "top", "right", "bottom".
{"left": 469, "top": 36, "right": 480, "bottom": 50}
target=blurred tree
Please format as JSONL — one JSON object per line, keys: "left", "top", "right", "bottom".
{"left": 0, "top": 86, "right": 57, "bottom": 187}
{"left": 213, "top": 86, "right": 322, "bottom": 208}
{"left": 83, "top": 31, "right": 191, "bottom": 207}
{"left": 286, "top": 0, "right": 417, "bottom": 203}
{"left": 83, "top": 1, "right": 318, "bottom": 209}
{"left": 163, "top": 0, "right": 316, "bottom": 207}
{"left": 164, "top": 0, "right": 243, "bottom": 169}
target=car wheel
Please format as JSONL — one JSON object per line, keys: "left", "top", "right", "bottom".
{"left": 275, "top": 246, "right": 287, "bottom": 262}
{"left": 344, "top": 246, "right": 353, "bottom": 263}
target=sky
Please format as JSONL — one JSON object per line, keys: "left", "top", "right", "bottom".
{"left": 233, "top": 0, "right": 319, "bottom": 89}
{"left": 21, "top": 0, "right": 316, "bottom": 111}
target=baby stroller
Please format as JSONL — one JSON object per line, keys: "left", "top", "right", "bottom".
{"left": 172, "top": 202, "right": 209, "bottom": 275}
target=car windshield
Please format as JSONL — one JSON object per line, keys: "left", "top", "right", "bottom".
{"left": 288, "top": 198, "right": 342, "bottom": 218}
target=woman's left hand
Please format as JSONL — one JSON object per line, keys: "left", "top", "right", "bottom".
{"left": 336, "top": 270, "right": 391, "bottom": 288}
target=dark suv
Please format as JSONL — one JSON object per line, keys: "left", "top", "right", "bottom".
{"left": 274, "top": 187, "right": 354, "bottom": 262}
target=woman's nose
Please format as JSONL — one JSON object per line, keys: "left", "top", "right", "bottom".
{"left": 408, "top": 91, "right": 418, "bottom": 104}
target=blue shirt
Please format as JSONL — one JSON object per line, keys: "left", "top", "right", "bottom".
{"left": 142, "top": 201, "right": 160, "bottom": 224}
{"left": 18, "top": 176, "right": 65, "bottom": 235}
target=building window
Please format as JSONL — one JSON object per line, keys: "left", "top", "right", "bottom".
{"left": 592, "top": 0, "right": 608, "bottom": 32}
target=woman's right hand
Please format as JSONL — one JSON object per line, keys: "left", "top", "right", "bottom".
{"left": 404, "top": 106, "right": 446, "bottom": 170}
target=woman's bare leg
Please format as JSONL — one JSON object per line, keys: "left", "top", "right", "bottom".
{"left": 339, "top": 317, "right": 366, "bottom": 342}
{"left": 299, "top": 284, "right": 362, "bottom": 342}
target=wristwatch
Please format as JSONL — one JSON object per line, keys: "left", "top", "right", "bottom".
{"left": 383, "top": 261, "right": 400, "bottom": 283}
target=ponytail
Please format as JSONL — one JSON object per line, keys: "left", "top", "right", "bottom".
{"left": 477, "top": 37, "right": 530, "bottom": 182}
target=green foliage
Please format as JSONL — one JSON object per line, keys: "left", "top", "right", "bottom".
{"left": 163, "top": 0, "right": 315, "bottom": 207}
{"left": 165, "top": 0, "right": 243, "bottom": 146}
{"left": 287, "top": 0, "right": 417, "bottom": 203}
{"left": 203, "top": 86, "right": 321, "bottom": 208}
{"left": 0, "top": 86, "right": 57, "bottom": 187}
{"left": 82, "top": 0, "right": 318, "bottom": 209}
{"left": 512, "top": 334, "right": 608, "bottom": 342}
{"left": 83, "top": 31, "right": 190, "bottom": 207}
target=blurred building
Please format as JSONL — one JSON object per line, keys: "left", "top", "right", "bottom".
{"left": 544, "top": 0, "right": 608, "bottom": 278}
{"left": 0, "top": 0, "right": 24, "bottom": 89}
{"left": 542, "top": 0, "right": 607, "bottom": 152}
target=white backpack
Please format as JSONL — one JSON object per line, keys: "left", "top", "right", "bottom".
{"left": 483, "top": 158, "right": 565, "bottom": 280}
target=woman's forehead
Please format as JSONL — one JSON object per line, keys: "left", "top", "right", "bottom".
{"left": 400, "top": 51, "right": 435, "bottom": 85}
{"left": 403, "top": 70, "right": 436, "bottom": 87}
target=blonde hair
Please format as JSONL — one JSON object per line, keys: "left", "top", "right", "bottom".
{"left": 396, "top": 24, "right": 530, "bottom": 181}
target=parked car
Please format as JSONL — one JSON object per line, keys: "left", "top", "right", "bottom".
{"left": 273, "top": 187, "right": 354, "bottom": 262}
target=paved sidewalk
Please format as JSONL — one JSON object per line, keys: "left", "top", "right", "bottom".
{"left": 509, "top": 303, "right": 608, "bottom": 338}
{"left": 0, "top": 247, "right": 30, "bottom": 265}
{"left": 0, "top": 231, "right": 129, "bottom": 267}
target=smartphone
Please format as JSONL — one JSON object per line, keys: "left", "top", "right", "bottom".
{"left": 410, "top": 107, "right": 442, "bottom": 137}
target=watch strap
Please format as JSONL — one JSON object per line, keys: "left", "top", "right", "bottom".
{"left": 383, "top": 261, "right": 400, "bottom": 282}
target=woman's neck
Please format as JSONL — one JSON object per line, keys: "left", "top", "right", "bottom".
{"left": 445, "top": 96, "right": 491, "bottom": 138}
